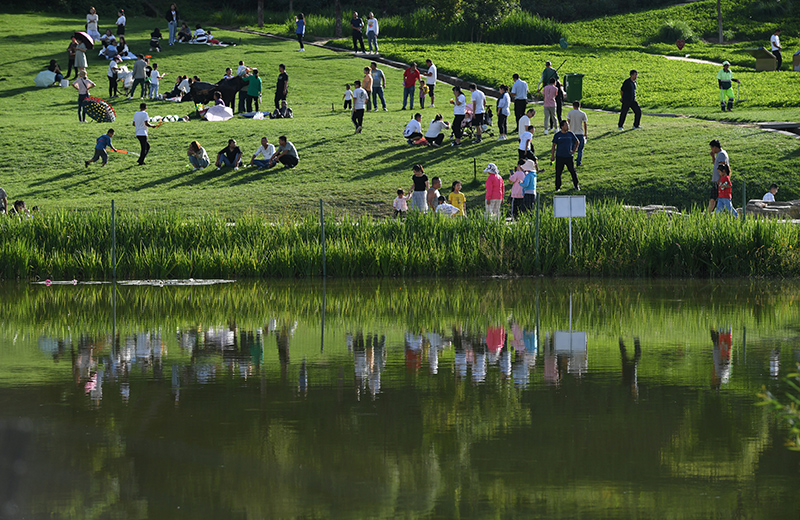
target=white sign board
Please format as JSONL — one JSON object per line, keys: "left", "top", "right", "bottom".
{"left": 554, "top": 195, "right": 586, "bottom": 218}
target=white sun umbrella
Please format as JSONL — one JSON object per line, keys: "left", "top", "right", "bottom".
{"left": 34, "top": 70, "right": 57, "bottom": 87}
{"left": 204, "top": 105, "right": 234, "bottom": 121}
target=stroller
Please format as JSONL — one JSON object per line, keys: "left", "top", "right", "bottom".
{"left": 462, "top": 106, "right": 495, "bottom": 140}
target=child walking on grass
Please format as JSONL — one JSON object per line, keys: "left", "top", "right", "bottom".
{"left": 418, "top": 80, "right": 429, "bottom": 109}
{"left": 343, "top": 84, "right": 353, "bottom": 109}
{"left": 714, "top": 163, "right": 738, "bottom": 216}
{"left": 393, "top": 189, "right": 412, "bottom": 218}
{"left": 85, "top": 129, "right": 117, "bottom": 167}
{"left": 448, "top": 180, "right": 466, "bottom": 217}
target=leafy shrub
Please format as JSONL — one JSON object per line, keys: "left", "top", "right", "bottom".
{"left": 484, "top": 10, "right": 566, "bottom": 44}
{"left": 210, "top": 7, "right": 257, "bottom": 27}
{"left": 654, "top": 20, "right": 698, "bottom": 44}
{"left": 751, "top": 0, "right": 792, "bottom": 19}
{"left": 279, "top": 7, "right": 562, "bottom": 44}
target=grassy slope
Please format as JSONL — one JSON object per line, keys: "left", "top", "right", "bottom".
{"left": 1, "top": 13, "right": 799, "bottom": 218}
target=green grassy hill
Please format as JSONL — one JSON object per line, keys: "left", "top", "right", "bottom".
{"left": 0, "top": 11, "right": 798, "bottom": 220}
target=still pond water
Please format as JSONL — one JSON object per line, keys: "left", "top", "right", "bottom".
{"left": 1, "top": 279, "right": 799, "bottom": 519}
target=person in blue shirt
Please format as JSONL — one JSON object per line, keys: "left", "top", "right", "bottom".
{"left": 550, "top": 120, "right": 580, "bottom": 191}
{"left": 295, "top": 13, "right": 305, "bottom": 51}
{"left": 85, "top": 129, "right": 117, "bottom": 167}
{"left": 519, "top": 164, "right": 537, "bottom": 212}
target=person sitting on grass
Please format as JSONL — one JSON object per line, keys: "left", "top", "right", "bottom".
{"left": 150, "top": 28, "right": 163, "bottom": 52}
{"left": 85, "top": 128, "right": 117, "bottom": 168}
{"left": 215, "top": 139, "right": 243, "bottom": 171}
{"left": 193, "top": 24, "right": 208, "bottom": 43}
{"left": 177, "top": 23, "right": 192, "bottom": 43}
{"left": 436, "top": 195, "right": 461, "bottom": 217}
{"left": 187, "top": 141, "right": 210, "bottom": 171}
{"left": 269, "top": 136, "right": 299, "bottom": 168}
{"left": 763, "top": 183, "right": 778, "bottom": 202}
{"left": 270, "top": 100, "right": 293, "bottom": 119}
{"left": 250, "top": 137, "right": 275, "bottom": 169}
{"left": 404, "top": 113, "right": 423, "bottom": 144}
{"left": 0, "top": 186, "right": 7, "bottom": 214}
{"left": 100, "top": 30, "right": 116, "bottom": 48}
{"left": 424, "top": 114, "right": 449, "bottom": 147}
{"left": 48, "top": 60, "right": 64, "bottom": 85}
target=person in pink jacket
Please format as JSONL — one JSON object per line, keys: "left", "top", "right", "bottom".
{"left": 484, "top": 163, "right": 505, "bottom": 218}
{"left": 508, "top": 159, "right": 528, "bottom": 220}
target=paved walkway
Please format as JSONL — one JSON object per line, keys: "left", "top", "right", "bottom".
{"left": 662, "top": 55, "right": 722, "bottom": 66}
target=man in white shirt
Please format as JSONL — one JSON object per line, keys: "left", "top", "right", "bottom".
{"left": 510, "top": 73, "right": 529, "bottom": 131}
{"left": 132, "top": 103, "right": 156, "bottom": 165}
{"left": 770, "top": 28, "right": 782, "bottom": 70}
{"left": 250, "top": 137, "right": 275, "bottom": 168}
{"left": 403, "top": 113, "right": 423, "bottom": 143}
{"left": 566, "top": 100, "right": 588, "bottom": 166}
{"left": 424, "top": 59, "right": 437, "bottom": 107}
{"left": 469, "top": 84, "right": 486, "bottom": 143}
{"left": 351, "top": 79, "right": 368, "bottom": 133}
{"left": 517, "top": 107, "right": 535, "bottom": 135}
{"left": 763, "top": 183, "right": 778, "bottom": 201}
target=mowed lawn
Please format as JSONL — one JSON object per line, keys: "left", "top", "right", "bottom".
{"left": 1, "top": 13, "right": 799, "bottom": 217}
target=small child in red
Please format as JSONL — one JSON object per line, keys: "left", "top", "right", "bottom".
{"left": 714, "top": 163, "right": 738, "bottom": 216}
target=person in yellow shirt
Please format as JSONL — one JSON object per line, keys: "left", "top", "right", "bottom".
{"left": 419, "top": 80, "right": 429, "bottom": 109}
{"left": 448, "top": 180, "right": 467, "bottom": 216}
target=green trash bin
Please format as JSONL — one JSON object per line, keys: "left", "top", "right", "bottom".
{"left": 564, "top": 73, "right": 584, "bottom": 102}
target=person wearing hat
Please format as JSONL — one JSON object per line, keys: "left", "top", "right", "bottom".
{"left": 717, "top": 61, "right": 740, "bottom": 112}
{"left": 537, "top": 61, "right": 559, "bottom": 93}
{"left": 484, "top": 163, "right": 505, "bottom": 219}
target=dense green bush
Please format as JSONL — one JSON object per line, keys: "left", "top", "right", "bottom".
{"left": 280, "top": 7, "right": 564, "bottom": 44}
{"left": 654, "top": 20, "right": 698, "bottom": 44}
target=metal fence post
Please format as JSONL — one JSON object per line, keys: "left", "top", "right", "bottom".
{"left": 111, "top": 199, "right": 116, "bottom": 281}
{"left": 320, "top": 199, "right": 327, "bottom": 278}
{"left": 742, "top": 179, "right": 746, "bottom": 219}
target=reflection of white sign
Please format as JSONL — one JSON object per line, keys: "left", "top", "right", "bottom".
{"left": 554, "top": 196, "right": 586, "bottom": 218}
{"left": 554, "top": 331, "right": 587, "bottom": 353}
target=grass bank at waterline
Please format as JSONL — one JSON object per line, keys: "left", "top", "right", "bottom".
{"left": 2, "top": 204, "right": 800, "bottom": 279}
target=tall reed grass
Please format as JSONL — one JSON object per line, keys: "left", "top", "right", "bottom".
{"left": 2, "top": 203, "right": 800, "bottom": 280}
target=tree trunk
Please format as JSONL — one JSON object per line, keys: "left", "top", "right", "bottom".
{"left": 717, "top": 0, "right": 723, "bottom": 44}
{"left": 258, "top": 0, "right": 264, "bottom": 28}
{"left": 335, "top": 0, "right": 342, "bottom": 38}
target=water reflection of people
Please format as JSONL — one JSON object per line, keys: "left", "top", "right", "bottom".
{"left": 769, "top": 349, "right": 780, "bottom": 379}
{"left": 352, "top": 332, "right": 386, "bottom": 398}
{"left": 711, "top": 327, "right": 733, "bottom": 388}
{"left": 276, "top": 325, "right": 292, "bottom": 382}
{"left": 405, "top": 332, "right": 423, "bottom": 374}
{"left": 452, "top": 327, "right": 469, "bottom": 380}
{"left": 427, "top": 331, "right": 442, "bottom": 375}
{"left": 619, "top": 336, "right": 642, "bottom": 399}
{"left": 511, "top": 323, "right": 537, "bottom": 388}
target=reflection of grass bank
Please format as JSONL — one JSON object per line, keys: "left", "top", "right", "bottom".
{"left": 3, "top": 204, "right": 800, "bottom": 279}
